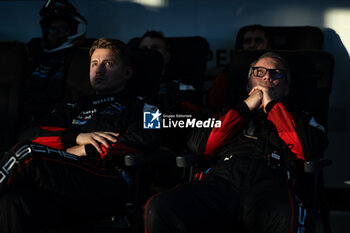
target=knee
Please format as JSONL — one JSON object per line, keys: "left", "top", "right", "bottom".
{"left": 255, "top": 201, "right": 294, "bottom": 232}
{"left": 144, "top": 192, "right": 175, "bottom": 232}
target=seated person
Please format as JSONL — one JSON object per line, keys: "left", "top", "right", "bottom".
{"left": 139, "top": 30, "right": 201, "bottom": 115}
{"left": 238, "top": 24, "right": 271, "bottom": 50}
{"left": 21, "top": 0, "right": 88, "bottom": 123}
{"left": 0, "top": 38, "right": 159, "bottom": 233}
{"left": 145, "top": 52, "right": 328, "bottom": 233}
{"left": 207, "top": 24, "right": 271, "bottom": 111}
{"left": 139, "top": 30, "right": 202, "bottom": 153}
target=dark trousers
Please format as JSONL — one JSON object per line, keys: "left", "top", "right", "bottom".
{"left": 145, "top": 157, "right": 306, "bottom": 233}
{"left": 0, "top": 142, "right": 129, "bottom": 233}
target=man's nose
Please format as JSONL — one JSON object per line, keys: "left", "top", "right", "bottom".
{"left": 249, "top": 42, "right": 257, "bottom": 49}
{"left": 96, "top": 63, "right": 106, "bottom": 73}
{"left": 262, "top": 71, "right": 272, "bottom": 81}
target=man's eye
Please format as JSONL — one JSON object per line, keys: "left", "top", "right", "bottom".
{"left": 257, "top": 68, "right": 266, "bottom": 75}
{"left": 91, "top": 63, "right": 97, "bottom": 67}
{"left": 243, "top": 38, "right": 252, "bottom": 44}
{"left": 105, "top": 62, "right": 113, "bottom": 66}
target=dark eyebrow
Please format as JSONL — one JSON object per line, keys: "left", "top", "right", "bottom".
{"left": 90, "top": 58, "right": 115, "bottom": 64}
{"left": 103, "top": 59, "right": 115, "bottom": 62}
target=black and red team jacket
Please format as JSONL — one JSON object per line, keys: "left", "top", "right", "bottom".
{"left": 18, "top": 92, "right": 160, "bottom": 160}
{"left": 187, "top": 100, "right": 328, "bottom": 163}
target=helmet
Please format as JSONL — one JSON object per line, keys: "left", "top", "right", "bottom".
{"left": 40, "top": 0, "right": 87, "bottom": 53}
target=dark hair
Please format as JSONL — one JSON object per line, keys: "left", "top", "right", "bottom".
{"left": 235, "top": 24, "right": 271, "bottom": 50}
{"left": 140, "top": 30, "right": 169, "bottom": 50}
{"left": 141, "top": 30, "right": 164, "bottom": 40}
{"left": 89, "top": 38, "right": 131, "bottom": 66}
{"left": 248, "top": 52, "right": 291, "bottom": 83}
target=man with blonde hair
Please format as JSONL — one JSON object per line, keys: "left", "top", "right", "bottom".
{"left": 0, "top": 38, "right": 159, "bottom": 232}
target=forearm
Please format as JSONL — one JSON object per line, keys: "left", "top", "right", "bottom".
{"left": 19, "top": 124, "right": 70, "bottom": 150}
{"left": 188, "top": 102, "right": 248, "bottom": 158}
{"left": 18, "top": 103, "right": 75, "bottom": 149}
{"left": 82, "top": 130, "right": 160, "bottom": 159}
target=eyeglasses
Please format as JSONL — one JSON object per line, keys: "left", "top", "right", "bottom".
{"left": 251, "top": 67, "right": 286, "bottom": 79}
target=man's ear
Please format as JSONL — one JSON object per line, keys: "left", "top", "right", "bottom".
{"left": 124, "top": 66, "right": 133, "bottom": 80}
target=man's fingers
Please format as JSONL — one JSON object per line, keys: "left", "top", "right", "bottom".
{"left": 90, "top": 140, "right": 103, "bottom": 153}
{"left": 108, "top": 132, "right": 119, "bottom": 137}
{"left": 248, "top": 87, "right": 258, "bottom": 95}
{"left": 93, "top": 132, "right": 118, "bottom": 149}
{"left": 93, "top": 135, "right": 113, "bottom": 149}
{"left": 99, "top": 132, "right": 119, "bottom": 137}
{"left": 76, "top": 132, "right": 119, "bottom": 152}
{"left": 250, "top": 89, "right": 262, "bottom": 97}
{"left": 96, "top": 132, "right": 118, "bottom": 143}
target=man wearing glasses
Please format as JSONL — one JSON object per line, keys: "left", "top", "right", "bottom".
{"left": 145, "top": 52, "right": 328, "bottom": 233}
{"left": 245, "top": 52, "right": 291, "bottom": 110}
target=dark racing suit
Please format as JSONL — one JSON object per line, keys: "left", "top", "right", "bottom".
{"left": 21, "top": 39, "right": 73, "bottom": 123}
{"left": 0, "top": 92, "right": 159, "bottom": 233}
{"left": 145, "top": 100, "right": 328, "bottom": 233}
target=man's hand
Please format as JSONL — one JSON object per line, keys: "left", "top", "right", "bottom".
{"left": 244, "top": 88, "right": 263, "bottom": 111}
{"left": 76, "top": 132, "right": 119, "bottom": 153}
{"left": 66, "top": 145, "right": 87, "bottom": 157}
{"left": 245, "top": 86, "right": 274, "bottom": 112}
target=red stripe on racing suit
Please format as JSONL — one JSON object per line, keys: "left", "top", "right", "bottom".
{"left": 100, "top": 143, "right": 141, "bottom": 159}
{"left": 32, "top": 126, "right": 67, "bottom": 150}
{"left": 204, "top": 109, "right": 245, "bottom": 159}
{"left": 267, "top": 102, "right": 305, "bottom": 161}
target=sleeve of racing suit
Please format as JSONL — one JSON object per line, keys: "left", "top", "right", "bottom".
{"left": 187, "top": 102, "right": 250, "bottom": 159}
{"left": 266, "top": 101, "right": 328, "bottom": 161}
{"left": 18, "top": 103, "right": 78, "bottom": 150}
{"left": 91, "top": 100, "right": 161, "bottom": 159}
